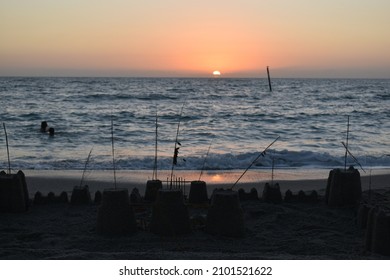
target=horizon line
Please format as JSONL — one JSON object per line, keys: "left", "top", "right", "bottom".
{"left": 0, "top": 75, "right": 388, "bottom": 80}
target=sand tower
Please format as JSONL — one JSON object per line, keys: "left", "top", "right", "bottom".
{"left": 364, "top": 206, "right": 379, "bottom": 252}
{"left": 0, "top": 170, "right": 29, "bottom": 213}
{"left": 325, "top": 166, "right": 362, "bottom": 207}
{"left": 206, "top": 189, "right": 245, "bottom": 237}
{"left": 238, "top": 188, "right": 258, "bottom": 201}
{"left": 370, "top": 210, "right": 390, "bottom": 255}
{"left": 284, "top": 189, "right": 293, "bottom": 202}
{"left": 188, "top": 180, "right": 208, "bottom": 204}
{"left": 97, "top": 188, "right": 137, "bottom": 235}
{"left": 262, "top": 182, "right": 282, "bottom": 203}
{"left": 94, "top": 191, "right": 102, "bottom": 204}
{"left": 364, "top": 206, "right": 390, "bottom": 256}
{"left": 144, "top": 180, "right": 162, "bottom": 202}
{"left": 70, "top": 185, "right": 91, "bottom": 205}
{"left": 33, "top": 191, "right": 45, "bottom": 205}
{"left": 150, "top": 189, "right": 191, "bottom": 235}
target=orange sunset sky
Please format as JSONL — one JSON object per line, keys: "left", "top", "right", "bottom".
{"left": 0, "top": 0, "right": 389, "bottom": 78}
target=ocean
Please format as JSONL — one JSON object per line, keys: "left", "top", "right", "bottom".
{"left": 0, "top": 77, "right": 389, "bottom": 171}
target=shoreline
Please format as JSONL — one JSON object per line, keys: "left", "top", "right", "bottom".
{"left": 23, "top": 168, "right": 390, "bottom": 196}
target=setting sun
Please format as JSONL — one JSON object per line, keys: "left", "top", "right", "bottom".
{"left": 213, "top": 70, "right": 221, "bottom": 76}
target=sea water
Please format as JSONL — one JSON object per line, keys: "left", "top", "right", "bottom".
{"left": 0, "top": 77, "right": 389, "bottom": 171}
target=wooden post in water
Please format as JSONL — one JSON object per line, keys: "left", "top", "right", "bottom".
{"left": 267, "top": 66, "right": 272, "bottom": 92}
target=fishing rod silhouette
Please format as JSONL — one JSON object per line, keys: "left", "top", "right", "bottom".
{"left": 230, "top": 136, "right": 280, "bottom": 190}
{"left": 341, "top": 141, "right": 366, "bottom": 173}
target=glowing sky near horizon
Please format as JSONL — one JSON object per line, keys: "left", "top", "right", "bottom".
{"left": 0, "top": 0, "right": 389, "bottom": 78}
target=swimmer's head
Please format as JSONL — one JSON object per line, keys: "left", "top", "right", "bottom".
{"left": 41, "top": 121, "right": 48, "bottom": 131}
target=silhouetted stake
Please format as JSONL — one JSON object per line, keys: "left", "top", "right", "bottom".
{"left": 80, "top": 147, "right": 93, "bottom": 187}
{"left": 198, "top": 140, "right": 213, "bottom": 181}
{"left": 341, "top": 141, "right": 366, "bottom": 173}
{"left": 2, "top": 123, "right": 11, "bottom": 174}
{"left": 267, "top": 66, "right": 272, "bottom": 92}
{"left": 152, "top": 107, "right": 158, "bottom": 181}
{"left": 170, "top": 101, "right": 186, "bottom": 188}
{"left": 230, "top": 136, "right": 280, "bottom": 190}
{"left": 344, "top": 116, "right": 350, "bottom": 171}
{"left": 111, "top": 116, "right": 117, "bottom": 189}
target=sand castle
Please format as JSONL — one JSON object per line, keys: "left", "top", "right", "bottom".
{"left": 0, "top": 170, "right": 29, "bottom": 213}
{"left": 33, "top": 191, "right": 68, "bottom": 204}
{"left": 94, "top": 190, "right": 102, "bottom": 204}
{"left": 150, "top": 189, "right": 191, "bottom": 235}
{"left": 326, "top": 166, "right": 362, "bottom": 207}
{"left": 206, "top": 189, "right": 245, "bottom": 237}
{"left": 358, "top": 191, "right": 390, "bottom": 256}
{"left": 97, "top": 188, "right": 137, "bottom": 235}
{"left": 238, "top": 188, "right": 258, "bottom": 201}
{"left": 284, "top": 189, "right": 318, "bottom": 203}
{"left": 70, "top": 185, "right": 92, "bottom": 205}
{"left": 144, "top": 179, "right": 162, "bottom": 202}
{"left": 188, "top": 180, "right": 208, "bottom": 204}
{"left": 262, "top": 182, "right": 283, "bottom": 203}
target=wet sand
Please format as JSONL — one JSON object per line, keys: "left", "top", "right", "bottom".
{"left": 24, "top": 168, "right": 390, "bottom": 197}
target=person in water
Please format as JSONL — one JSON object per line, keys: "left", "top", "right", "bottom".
{"left": 48, "top": 127, "right": 55, "bottom": 136}
{"left": 41, "top": 121, "right": 55, "bottom": 135}
{"left": 40, "top": 121, "right": 49, "bottom": 132}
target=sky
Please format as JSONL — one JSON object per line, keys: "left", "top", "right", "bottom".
{"left": 1, "top": 0, "right": 389, "bottom": 78}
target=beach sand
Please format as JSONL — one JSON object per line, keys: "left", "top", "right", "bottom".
{"left": 1, "top": 169, "right": 390, "bottom": 259}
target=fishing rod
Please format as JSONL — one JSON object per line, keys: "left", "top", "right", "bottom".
{"left": 344, "top": 116, "right": 350, "bottom": 171}
{"left": 2, "top": 123, "right": 11, "bottom": 174}
{"left": 111, "top": 115, "right": 117, "bottom": 189}
{"left": 271, "top": 156, "right": 275, "bottom": 186}
{"left": 170, "top": 101, "right": 186, "bottom": 188}
{"left": 341, "top": 141, "right": 366, "bottom": 173}
{"left": 80, "top": 147, "right": 93, "bottom": 187}
{"left": 198, "top": 139, "right": 213, "bottom": 181}
{"left": 230, "top": 136, "right": 280, "bottom": 190}
{"left": 152, "top": 106, "right": 158, "bottom": 181}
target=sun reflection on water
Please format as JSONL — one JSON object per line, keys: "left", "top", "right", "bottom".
{"left": 211, "top": 174, "right": 223, "bottom": 182}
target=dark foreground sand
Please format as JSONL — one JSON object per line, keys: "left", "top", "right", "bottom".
{"left": 1, "top": 169, "right": 390, "bottom": 260}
